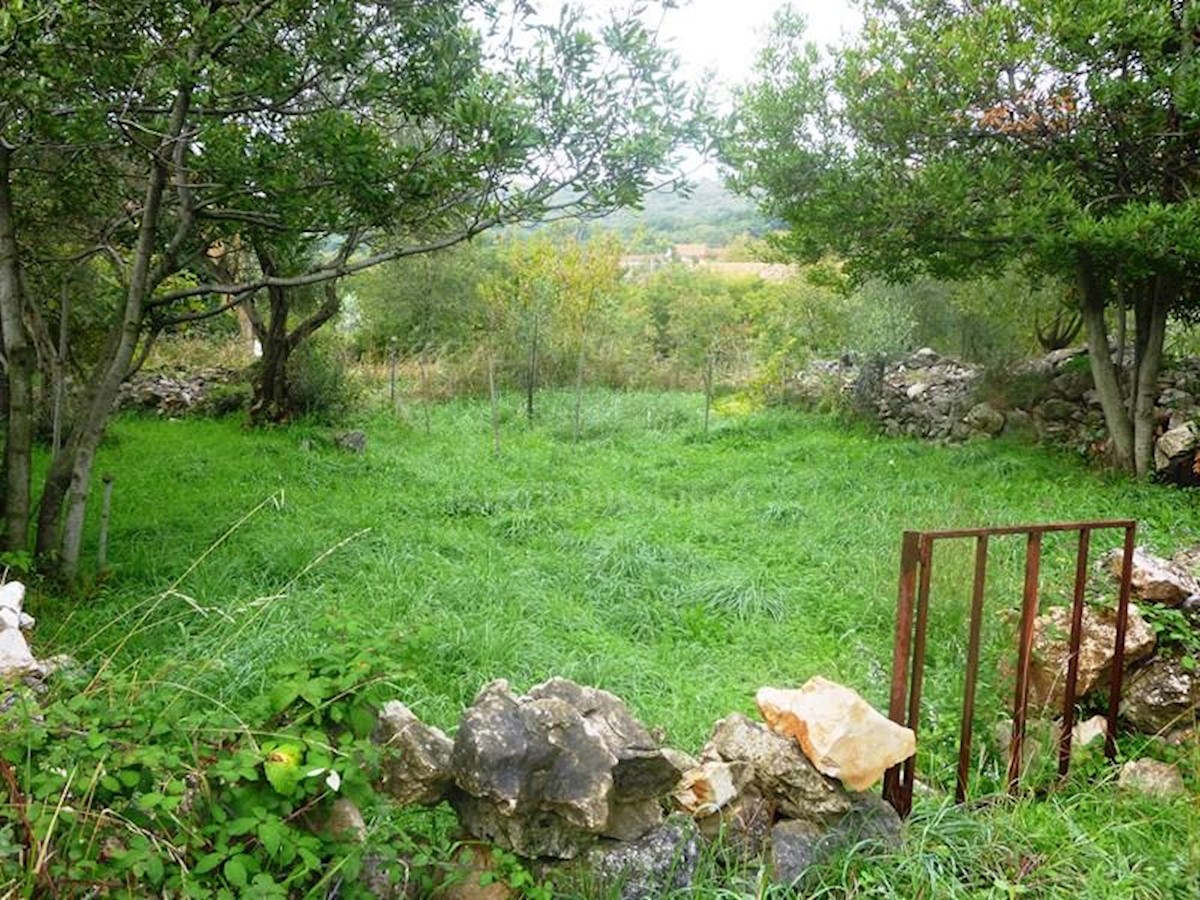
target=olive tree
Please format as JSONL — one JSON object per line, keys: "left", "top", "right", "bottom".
{"left": 0, "top": 0, "right": 703, "bottom": 573}
{"left": 724, "top": 0, "right": 1200, "bottom": 475}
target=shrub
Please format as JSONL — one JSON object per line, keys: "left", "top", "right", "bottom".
{"left": 286, "top": 339, "right": 362, "bottom": 424}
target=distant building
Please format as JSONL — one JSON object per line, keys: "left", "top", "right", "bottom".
{"left": 671, "top": 243, "right": 718, "bottom": 264}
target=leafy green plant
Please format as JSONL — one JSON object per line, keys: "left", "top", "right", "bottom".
{"left": 1140, "top": 604, "right": 1200, "bottom": 670}
{"left": 1, "top": 640, "right": 400, "bottom": 897}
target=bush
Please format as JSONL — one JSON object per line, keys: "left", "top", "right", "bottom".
{"left": 201, "top": 381, "right": 253, "bottom": 417}
{"left": 286, "top": 339, "right": 362, "bottom": 424}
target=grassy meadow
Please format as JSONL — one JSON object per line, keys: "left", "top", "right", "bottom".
{"left": 18, "top": 390, "right": 1200, "bottom": 897}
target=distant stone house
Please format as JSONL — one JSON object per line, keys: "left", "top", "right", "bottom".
{"left": 671, "top": 243, "right": 718, "bottom": 264}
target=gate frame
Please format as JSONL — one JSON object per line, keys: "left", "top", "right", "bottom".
{"left": 882, "top": 520, "right": 1137, "bottom": 818}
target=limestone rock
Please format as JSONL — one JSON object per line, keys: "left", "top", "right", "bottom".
{"left": 450, "top": 678, "right": 676, "bottom": 859}
{"left": 374, "top": 701, "right": 455, "bottom": 807}
{"left": 581, "top": 816, "right": 701, "bottom": 900}
{"left": 0, "top": 582, "right": 39, "bottom": 681}
{"left": 964, "top": 402, "right": 1005, "bottom": 436}
{"left": 1121, "top": 656, "right": 1200, "bottom": 735}
{"left": 1100, "top": 547, "right": 1200, "bottom": 607}
{"left": 756, "top": 679, "right": 916, "bottom": 791}
{"left": 703, "top": 713, "right": 851, "bottom": 822}
{"left": 673, "top": 761, "right": 739, "bottom": 815}
{"left": 1071, "top": 714, "right": 1108, "bottom": 751}
{"left": 526, "top": 678, "right": 682, "bottom": 802}
{"left": 768, "top": 793, "right": 902, "bottom": 888}
{"left": 695, "top": 784, "right": 773, "bottom": 862}
{"left": 1027, "top": 604, "right": 1155, "bottom": 711}
{"left": 1154, "top": 422, "right": 1199, "bottom": 471}
{"left": 327, "top": 798, "right": 367, "bottom": 843}
{"left": 1118, "top": 759, "right": 1186, "bottom": 797}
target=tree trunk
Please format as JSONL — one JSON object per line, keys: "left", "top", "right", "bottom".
{"left": 0, "top": 144, "right": 34, "bottom": 553}
{"left": 36, "top": 80, "right": 193, "bottom": 576}
{"left": 249, "top": 282, "right": 291, "bottom": 425}
{"left": 1077, "top": 259, "right": 1135, "bottom": 473}
{"left": 1130, "top": 277, "right": 1168, "bottom": 478}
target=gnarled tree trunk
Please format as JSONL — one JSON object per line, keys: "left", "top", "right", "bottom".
{"left": 1077, "top": 258, "right": 1168, "bottom": 478}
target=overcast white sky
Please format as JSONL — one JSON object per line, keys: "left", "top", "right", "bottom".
{"left": 656, "top": 0, "right": 859, "bottom": 93}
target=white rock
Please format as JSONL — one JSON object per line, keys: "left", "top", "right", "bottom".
{"left": 755, "top": 678, "right": 916, "bottom": 791}
{"left": 0, "top": 582, "right": 39, "bottom": 680}
{"left": 1154, "top": 422, "right": 1198, "bottom": 471}
{"left": 673, "top": 761, "right": 739, "bottom": 816}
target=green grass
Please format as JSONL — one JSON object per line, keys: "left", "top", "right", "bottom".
{"left": 24, "top": 389, "right": 1200, "bottom": 896}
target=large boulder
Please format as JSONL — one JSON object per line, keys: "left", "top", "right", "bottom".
{"left": 449, "top": 679, "right": 683, "bottom": 859}
{"left": 701, "top": 713, "right": 851, "bottom": 823}
{"left": 374, "top": 701, "right": 455, "bottom": 807}
{"left": 1100, "top": 547, "right": 1200, "bottom": 607}
{"left": 756, "top": 679, "right": 916, "bottom": 791}
{"left": 1027, "top": 604, "right": 1155, "bottom": 711}
{"left": 1121, "top": 656, "right": 1200, "bottom": 735}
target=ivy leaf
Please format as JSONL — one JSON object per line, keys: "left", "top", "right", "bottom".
{"left": 263, "top": 743, "right": 305, "bottom": 796}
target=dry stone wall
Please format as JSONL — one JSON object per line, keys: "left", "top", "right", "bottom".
{"left": 794, "top": 347, "right": 1200, "bottom": 483}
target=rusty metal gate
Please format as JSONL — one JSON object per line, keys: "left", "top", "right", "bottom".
{"left": 882, "top": 520, "right": 1137, "bottom": 818}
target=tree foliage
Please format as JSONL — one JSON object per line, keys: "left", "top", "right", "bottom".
{"left": 725, "top": 0, "right": 1200, "bottom": 475}
{"left": 0, "top": 0, "right": 703, "bottom": 569}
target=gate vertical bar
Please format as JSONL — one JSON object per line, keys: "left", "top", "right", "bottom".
{"left": 955, "top": 534, "right": 989, "bottom": 803}
{"left": 1008, "top": 531, "right": 1042, "bottom": 793}
{"left": 884, "top": 531, "right": 921, "bottom": 814}
{"left": 1105, "top": 524, "right": 1137, "bottom": 760}
{"left": 899, "top": 535, "right": 934, "bottom": 816}
{"left": 1058, "top": 527, "right": 1091, "bottom": 776}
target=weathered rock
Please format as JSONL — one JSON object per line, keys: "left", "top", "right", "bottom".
{"left": 756, "top": 679, "right": 916, "bottom": 791}
{"left": 768, "top": 793, "right": 902, "bottom": 888}
{"left": 327, "top": 798, "right": 367, "bottom": 843}
{"left": 1027, "top": 604, "right": 1155, "bottom": 711}
{"left": 1101, "top": 546, "right": 1200, "bottom": 607}
{"left": 1121, "top": 656, "right": 1200, "bottom": 735}
{"left": 703, "top": 713, "right": 851, "bottom": 822}
{"left": 450, "top": 678, "right": 676, "bottom": 859}
{"left": 695, "top": 784, "right": 773, "bottom": 861}
{"left": 1118, "top": 759, "right": 1186, "bottom": 797}
{"left": 1037, "top": 398, "right": 1079, "bottom": 423}
{"left": 602, "top": 800, "right": 665, "bottom": 842}
{"left": 0, "top": 582, "right": 39, "bottom": 681}
{"left": 964, "top": 402, "right": 1006, "bottom": 436}
{"left": 375, "top": 701, "right": 455, "bottom": 807}
{"left": 526, "top": 678, "right": 682, "bottom": 802}
{"left": 673, "top": 760, "right": 739, "bottom": 815}
{"left": 1003, "top": 408, "right": 1035, "bottom": 439}
{"left": 1155, "top": 423, "right": 1198, "bottom": 473}
{"left": 580, "top": 816, "right": 701, "bottom": 900}
{"left": 335, "top": 429, "right": 368, "bottom": 453}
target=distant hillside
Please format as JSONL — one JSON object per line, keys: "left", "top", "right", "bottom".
{"left": 591, "top": 178, "right": 771, "bottom": 250}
